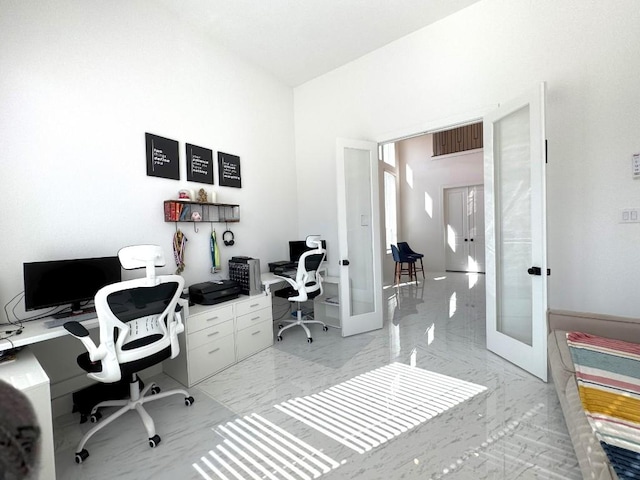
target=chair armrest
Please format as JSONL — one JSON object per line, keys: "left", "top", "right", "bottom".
{"left": 274, "top": 275, "right": 298, "bottom": 290}
{"left": 64, "top": 321, "right": 103, "bottom": 362}
{"left": 63, "top": 321, "right": 89, "bottom": 337}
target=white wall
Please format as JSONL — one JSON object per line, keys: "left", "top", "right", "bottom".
{"left": 396, "top": 134, "right": 483, "bottom": 272}
{"left": 0, "top": 1, "right": 297, "bottom": 393}
{"left": 295, "top": 0, "right": 640, "bottom": 318}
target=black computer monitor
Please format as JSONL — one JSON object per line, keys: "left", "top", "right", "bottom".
{"left": 289, "top": 240, "right": 327, "bottom": 263}
{"left": 23, "top": 256, "right": 122, "bottom": 314}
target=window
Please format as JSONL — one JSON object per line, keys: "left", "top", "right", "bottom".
{"left": 384, "top": 171, "right": 397, "bottom": 252}
{"left": 380, "top": 142, "right": 398, "bottom": 253}
{"left": 382, "top": 142, "right": 396, "bottom": 167}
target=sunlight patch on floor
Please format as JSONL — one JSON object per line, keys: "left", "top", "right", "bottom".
{"left": 275, "top": 363, "right": 486, "bottom": 454}
{"left": 192, "top": 413, "right": 341, "bottom": 480}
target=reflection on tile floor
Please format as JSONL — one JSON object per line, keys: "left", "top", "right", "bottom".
{"left": 53, "top": 273, "right": 581, "bottom": 479}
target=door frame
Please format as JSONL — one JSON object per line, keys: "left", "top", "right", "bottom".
{"left": 374, "top": 89, "right": 546, "bottom": 380}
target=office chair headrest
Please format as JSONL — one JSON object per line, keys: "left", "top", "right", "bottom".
{"left": 305, "top": 235, "right": 322, "bottom": 249}
{"left": 118, "top": 245, "right": 166, "bottom": 270}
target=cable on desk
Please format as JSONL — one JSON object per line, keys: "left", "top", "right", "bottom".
{"left": 2, "top": 290, "right": 87, "bottom": 327}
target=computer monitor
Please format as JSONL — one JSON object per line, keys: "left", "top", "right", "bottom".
{"left": 23, "top": 256, "right": 122, "bottom": 314}
{"left": 289, "top": 240, "right": 327, "bottom": 263}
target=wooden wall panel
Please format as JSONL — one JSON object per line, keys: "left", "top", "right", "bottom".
{"left": 433, "top": 122, "right": 483, "bottom": 157}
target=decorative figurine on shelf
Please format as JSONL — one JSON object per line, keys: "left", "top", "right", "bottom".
{"left": 178, "top": 189, "right": 192, "bottom": 201}
{"left": 191, "top": 211, "right": 202, "bottom": 222}
{"left": 197, "top": 188, "right": 208, "bottom": 203}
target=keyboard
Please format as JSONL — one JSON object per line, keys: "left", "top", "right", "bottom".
{"left": 44, "top": 311, "right": 97, "bottom": 329}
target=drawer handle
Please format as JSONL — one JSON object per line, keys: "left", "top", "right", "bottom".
{"left": 249, "top": 303, "right": 259, "bottom": 308}
{"left": 251, "top": 330, "right": 261, "bottom": 336}
{"left": 208, "top": 347, "right": 220, "bottom": 354}
{"left": 207, "top": 317, "right": 219, "bottom": 322}
{"left": 207, "top": 331, "right": 220, "bottom": 337}
{"left": 251, "top": 316, "right": 260, "bottom": 321}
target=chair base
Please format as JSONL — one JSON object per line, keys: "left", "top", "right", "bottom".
{"left": 276, "top": 306, "right": 328, "bottom": 344}
{"left": 394, "top": 261, "right": 418, "bottom": 285}
{"left": 73, "top": 373, "right": 194, "bottom": 464}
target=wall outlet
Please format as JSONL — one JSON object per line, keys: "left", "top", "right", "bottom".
{"left": 621, "top": 208, "right": 640, "bottom": 223}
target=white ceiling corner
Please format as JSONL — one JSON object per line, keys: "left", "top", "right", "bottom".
{"left": 157, "top": 0, "right": 480, "bottom": 86}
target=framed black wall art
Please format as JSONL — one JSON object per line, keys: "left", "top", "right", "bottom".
{"left": 145, "top": 133, "right": 179, "bottom": 180}
{"left": 186, "top": 143, "right": 214, "bottom": 184}
{"left": 218, "top": 152, "right": 242, "bottom": 188}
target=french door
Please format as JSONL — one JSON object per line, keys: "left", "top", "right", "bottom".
{"left": 336, "top": 138, "right": 384, "bottom": 337}
{"left": 484, "top": 83, "right": 548, "bottom": 381}
{"left": 444, "top": 185, "right": 485, "bottom": 273}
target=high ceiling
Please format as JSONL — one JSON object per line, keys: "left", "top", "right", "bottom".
{"left": 157, "top": 0, "right": 480, "bottom": 86}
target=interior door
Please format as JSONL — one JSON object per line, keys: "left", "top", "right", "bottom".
{"left": 336, "top": 138, "right": 384, "bottom": 337}
{"left": 484, "top": 83, "right": 548, "bottom": 381}
{"left": 444, "top": 185, "right": 485, "bottom": 273}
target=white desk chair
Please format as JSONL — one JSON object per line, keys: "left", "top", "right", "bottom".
{"left": 64, "top": 245, "right": 194, "bottom": 464}
{"left": 274, "top": 235, "right": 328, "bottom": 343}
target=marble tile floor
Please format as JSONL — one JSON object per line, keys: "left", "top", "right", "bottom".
{"left": 53, "top": 272, "right": 581, "bottom": 480}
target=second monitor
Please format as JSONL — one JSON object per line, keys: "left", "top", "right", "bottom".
{"left": 289, "top": 240, "right": 327, "bottom": 263}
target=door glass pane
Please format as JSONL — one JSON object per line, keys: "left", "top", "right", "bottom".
{"left": 344, "top": 147, "right": 375, "bottom": 316}
{"left": 495, "top": 105, "right": 532, "bottom": 346}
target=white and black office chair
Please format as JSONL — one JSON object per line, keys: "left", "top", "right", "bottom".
{"left": 63, "top": 245, "right": 194, "bottom": 464}
{"left": 274, "top": 235, "right": 328, "bottom": 343}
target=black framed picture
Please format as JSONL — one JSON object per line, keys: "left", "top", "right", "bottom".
{"left": 218, "top": 152, "right": 242, "bottom": 188}
{"left": 186, "top": 143, "right": 214, "bottom": 184}
{"left": 145, "top": 133, "right": 179, "bottom": 180}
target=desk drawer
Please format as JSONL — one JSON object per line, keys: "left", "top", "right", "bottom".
{"left": 187, "top": 305, "right": 234, "bottom": 333}
{"left": 188, "top": 321, "right": 233, "bottom": 351}
{"left": 236, "top": 295, "right": 271, "bottom": 317}
{"left": 189, "top": 336, "right": 235, "bottom": 384}
{"left": 236, "top": 307, "right": 272, "bottom": 331}
{"left": 236, "top": 319, "right": 273, "bottom": 361}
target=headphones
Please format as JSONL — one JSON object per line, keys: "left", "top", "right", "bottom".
{"left": 223, "top": 230, "right": 235, "bottom": 246}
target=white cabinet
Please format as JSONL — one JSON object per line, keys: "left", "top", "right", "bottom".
{"left": 0, "top": 348, "right": 55, "bottom": 480}
{"left": 235, "top": 295, "right": 273, "bottom": 361}
{"left": 313, "top": 276, "right": 340, "bottom": 329}
{"left": 163, "top": 294, "right": 273, "bottom": 387}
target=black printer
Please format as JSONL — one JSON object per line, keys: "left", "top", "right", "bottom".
{"left": 188, "top": 280, "right": 240, "bottom": 305}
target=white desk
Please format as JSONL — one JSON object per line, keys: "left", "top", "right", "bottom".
{"left": 0, "top": 316, "right": 100, "bottom": 351}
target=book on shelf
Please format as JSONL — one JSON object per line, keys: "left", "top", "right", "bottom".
{"left": 179, "top": 204, "right": 191, "bottom": 221}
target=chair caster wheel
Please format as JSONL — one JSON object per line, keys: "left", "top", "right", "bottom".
{"left": 278, "top": 324, "right": 283, "bottom": 329}
{"left": 75, "top": 449, "right": 89, "bottom": 464}
{"left": 149, "top": 434, "right": 161, "bottom": 448}
{"left": 90, "top": 411, "right": 102, "bottom": 423}
{"left": 150, "top": 385, "right": 161, "bottom": 395}
{"left": 307, "top": 337, "right": 313, "bottom": 343}
{"left": 277, "top": 335, "right": 283, "bottom": 341}
{"left": 323, "top": 325, "right": 329, "bottom": 331}
{"left": 185, "top": 396, "right": 195, "bottom": 406}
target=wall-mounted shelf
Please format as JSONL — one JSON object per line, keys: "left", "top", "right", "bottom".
{"left": 164, "top": 200, "right": 240, "bottom": 223}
